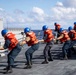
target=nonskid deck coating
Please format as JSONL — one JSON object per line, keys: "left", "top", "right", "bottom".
{"left": 0, "top": 43, "right": 76, "bottom": 75}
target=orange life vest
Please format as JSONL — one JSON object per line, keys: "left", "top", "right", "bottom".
{"left": 26, "top": 31, "right": 38, "bottom": 46}
{"left": 44, "top": 29, "right": 54, "bottom": 42}
{"left": 68, "top": 30, "right": 76, "bottom": 40}
{"left": 5, "top": 32, "right": 18, "bottom": 50}
{"left": 60, "top": 31, "right": 70, "bottom": 43}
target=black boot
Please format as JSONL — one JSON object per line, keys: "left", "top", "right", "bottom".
{"left": 3, "top": 66, "right": 13, "bottom": 74}
{"left": 25, "top": 61, "right": 32, "bottom": 65}
{"left": 24, "top": 61, "right": 32, "bottom": 69}
{"left": 63, "top": 55, "right": 68, "bottom": 60}
{"left": 41, "top": 59, "right": 49, "bottom": 64}
{"left": 3, "top": 66, "right": 9, "bottom": 70}
{"left": 48, "top": 58, "right": 53, "bottom": 61}
{"left": 48, "top": 53, "right": 53, "bottom": 61}
{"left": 3, "top": 65, "right": 16, "bottom": 70}
{"left": 41, "top": 60, "right": 49, "bottom": 64}
{"left": 24, "top": 65, "right": 32, "bottom": 69}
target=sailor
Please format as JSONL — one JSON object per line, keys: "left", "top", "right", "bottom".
{"left": 68, "top": 25, "right": 76, "bottom": 54}
{"left": 0, "top": 29, "right": 21, "bottom": 74}
{"left": 54, "top": 23, "right": 61, "bottom": 43}
{"left": 39, "top": 25, "right": 54, "bottom": 64}
{"left": 54, "top": 28, "right": 71, "bottom": 59}
{"left": 67, "top": 26, "right": 74, "bottom": 57}
{"left": 20, "top": 27, "right": 39, "bottom": 69}
{"left": 68, "top": 26, "right": 74, "bottom": 40}
{"left": 54, "top": 22, "right": 61, "bottom": 37}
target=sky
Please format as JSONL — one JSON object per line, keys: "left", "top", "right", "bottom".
{"left": 0, "top": 0, "right": 76, "bottom": 30}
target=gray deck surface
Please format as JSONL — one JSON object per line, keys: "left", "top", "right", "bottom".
{"left": 0, "top": 43, "right": 76, "bottom": 75}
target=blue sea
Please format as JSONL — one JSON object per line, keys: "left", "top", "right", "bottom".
{"left": 32, "top": 30, "right": 43, "bottom": 40}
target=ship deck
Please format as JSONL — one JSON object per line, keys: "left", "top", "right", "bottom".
{"left": 0, "top": 43, "right": 76, "bottom": 75}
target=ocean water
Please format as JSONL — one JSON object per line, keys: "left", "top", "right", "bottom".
{"left": 32, "top": 30, "right": 43, "bottom": 40}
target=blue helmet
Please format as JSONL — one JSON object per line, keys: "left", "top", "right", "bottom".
{"left": 42, "top": 25, "right": 48, "bottom": 31}
{"left": 54, "top": 22, "right": 57, "bottom": 25}
{"left": 24, "top": 27, "right": 30, "bottom": 33}
{"left": 74, "top": 22, "right": 76, "bottom": 25}
{"left": 68, "top": 26, "right": 72, "bottom": 31}
{"left": 59, "top": 28, "right": 64, "bottom": 33}
{"left": 1, "top": 29, "right": 8, "bottom": 36}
